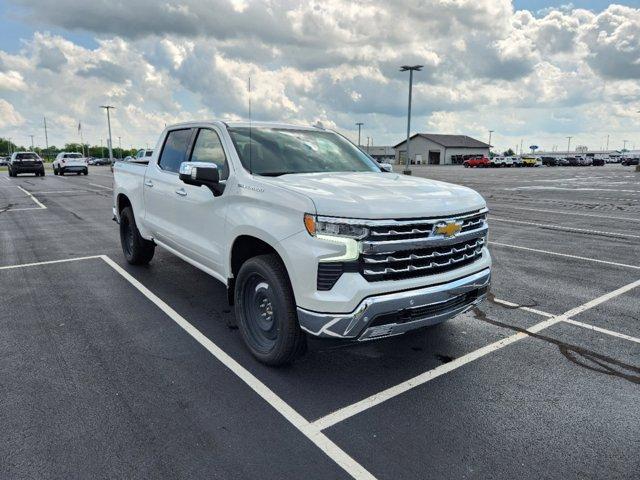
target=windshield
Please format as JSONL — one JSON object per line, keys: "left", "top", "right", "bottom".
{"left": 16, "top": 153, "right": 39, "bottom": 160}
{"left": 227, "top": 127, "right": 380, "bottom": 176}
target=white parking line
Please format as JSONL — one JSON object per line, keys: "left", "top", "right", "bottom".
{"left": 491, "top": 297, "right": 555, "bottom": 318}
{"left": 311, "top": 277, "right": 640, "bottom": 431}
{"left": 489, "top": 216, "right": 640, "bottom": 239}
{"left": 0, "top": 255, "right": 102, "bottom": 270}
{"left": 563, "top": 319, "right": 640, "bottom": 345}
{"left": 89, "top": 183, "right": 113, "bottom": 191}
{"left": 16, "top": 185, "right": 46, "bottom": 209}
{"left": 490, "top": 242, "right": 640, "bottom": 270}
{"left": 491, "top": 205, "right": 640, "bottom": 223}
{"left": 100, "top": 255, "right": 376, "bottom": 480}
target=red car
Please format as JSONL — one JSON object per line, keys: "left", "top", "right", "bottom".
{"left": 463, "top": 155, "right": 490, "bottom": 168}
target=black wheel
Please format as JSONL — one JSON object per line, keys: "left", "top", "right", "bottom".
{"left": 235, "top": 254, "right": 306, "bottom": 366}
{"left": 83, "top": 170, "right": 88, "bottom": 175}
{"left": 53, "top": 167, "right": 58, "bottom": 175}
{"left": 119, "top": 206, "right": 155, "bottom": 265}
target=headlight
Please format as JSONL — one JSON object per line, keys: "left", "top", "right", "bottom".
{"left": 303, "top": 214, "right": 368, "bottom": 239}
{"left": 303, "top": 214, "right": 365, "bottom": 262}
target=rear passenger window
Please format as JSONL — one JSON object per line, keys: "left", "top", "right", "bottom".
{"left": 158, "top": 129, "right": 192, "bottom": 173}
{"left": 190, "top": 129, "right": 229, "bottom": 180}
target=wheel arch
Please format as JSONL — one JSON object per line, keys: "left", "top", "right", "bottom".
{"left": 227, "top": 234, "right": 293, "bottom": 306}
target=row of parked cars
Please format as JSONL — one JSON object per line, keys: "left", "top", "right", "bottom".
{"left": 2, "top": 151, "right": 91, "bottom": 176}
{"left": 463, "top": 154, "right": 638, "bottom": 168}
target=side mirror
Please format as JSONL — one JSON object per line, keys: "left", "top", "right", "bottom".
{"left": 179, "top": 162, "right": 224, "bottom": 196}
{"left": 379, "top": 162, "right": 393, "bottom": 172}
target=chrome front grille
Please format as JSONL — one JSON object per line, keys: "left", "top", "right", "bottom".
{"left": 359, "top": 209, "right": 487, "bottom": 282}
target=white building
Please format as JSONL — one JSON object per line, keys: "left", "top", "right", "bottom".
{"left": 362, "top": 146, "right": 395, "bottom": 163}
{"left": 393, "top": 134, "right": 490, "bottom": 165}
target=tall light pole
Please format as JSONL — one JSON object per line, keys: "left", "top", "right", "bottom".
{"left": 43, "top": 117, "right": 50, "bottom": 160}
{"left": 100, "top": 105, "right": 115, "bottom": 162}
{"left": 355, "top": 122, "right": 364, "bottom": 148}
{"left": 606, "top": 134, "right": 609, "bottom": 151}
{"left": 623, "top": 139, "right": 629, "bottom": 151}
{"left": 400, "top": 65, "right": 423, "bottom": 175}
{"left": 29, "top": 135, "right": 35, "bottom": 151}
{"left": 566, "top": 136, "right": 572, "bottom": 154}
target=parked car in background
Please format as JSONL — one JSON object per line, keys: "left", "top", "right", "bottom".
{"left": 592, "top": 158, "right": 605, "bottom": 166}
{"left": 521, "top": 155, "right": 538, "bottom": 167}
{"left": 540, "top": 156, "right": 557, "bottom": 167}
{"left": 463, "top": 155, "right": 490, "bottom": 168}
{"left": 113, "top": 121, "right": 491, "bottom": 365}
{"left": 8, "top": 152, "right": 45, "bottom": 177}
{"left": 93, "top": 158, "right": 112, "bottom": 166}
{"left": 489, "top": 156, "right": 513, "bottom": 167}
{"left": 556, "top": 158, "right": 570, "bottom": 166}
{"left": 53, "top": 152, "right": 88, "bottom": 175}
{"left": 0, "top": 156, "right": 10, "bottom": 166}
{"left": 621, "top": 157, "right": 639, "bottom": 166}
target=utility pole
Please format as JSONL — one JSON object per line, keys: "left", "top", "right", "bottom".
{"left": 488, "top": 130, "right": 494, "bottom": 150}
{"left": 606, "top": 134, "right": 609, "bottom": 151}
{"left": 29, "top": 135, "right": 35, "bottom": 151}
{"left": 400, "top": 65, "right": 423, "bottom": 175}
{"left": 355, "top": 122, "right": 363, "bottom": 148}
{"left": 566, "top": 136, "right": 572, "bottom": 154}
{"left": 623, "top": 140, "right": 628, "bottom": 151}
{"left": 100, "top": 105, "right": 115, "bottom": 163}
{"left": 43, "top": 117, "right": 49, "bottom": 160}
{"left": 520, "top": 139, "right": 523, "bottom": 156}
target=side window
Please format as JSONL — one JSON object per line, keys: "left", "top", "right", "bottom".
{"left": 158, "top": 129, "right": 192, "bottom": 173}
{"left": 190, "top": 129, "right": 229, "bottom": 180}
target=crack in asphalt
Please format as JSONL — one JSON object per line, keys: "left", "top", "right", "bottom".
{"left": 472, "top": 306, "right": 640, "bottom": 384}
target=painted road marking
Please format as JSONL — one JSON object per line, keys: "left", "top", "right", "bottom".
{"left": 489, "top": 216, "right": 640, "bottom": 239}
{"left": 0, "top": 255, "right": 102, "bottom": 270}
{"left": 100, "top": 255, "right": 376, "bottom": 480}
{"left": 563, "top": 319, "right": 640, "bottom": 345}
{"left": 16, "top": 185, "right": 46, "bottom": 209}
{"left": 89, "top": 183, "right": 113, "bottom": 191}
{"left": 490, "top": 242, "right": 640, "bottom": 270}
{"left": 491, "top": 297, "right": 555, "bottom": 318}
{"left": 311, "top": 278, "right": 640, "bottom": 431}
{"left": 491, "top": 205, "right": 640, "bottom": 223}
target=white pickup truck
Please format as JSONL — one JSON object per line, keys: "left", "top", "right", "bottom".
{"left": 113, "top": 121, "right": 491, "bottom": 365}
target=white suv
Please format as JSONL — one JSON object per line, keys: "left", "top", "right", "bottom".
{"left": 53, "top": 152, "right": 88, "bottom": 176}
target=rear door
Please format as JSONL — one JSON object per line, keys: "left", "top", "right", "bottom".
{"left": 142, "top": 128, "right": 195, "bottom": 248}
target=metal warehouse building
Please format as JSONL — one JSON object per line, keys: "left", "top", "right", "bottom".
{"left": 393, "top": 133, "right": 490, "bottom": 165}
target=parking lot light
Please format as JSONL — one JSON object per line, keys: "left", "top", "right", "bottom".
{"left": 400, "top": 65, "right": 423, "bottom": 175}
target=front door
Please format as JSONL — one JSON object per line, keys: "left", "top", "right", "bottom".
{"left": 170, "top": 127, "right": 231, "bottom": 275}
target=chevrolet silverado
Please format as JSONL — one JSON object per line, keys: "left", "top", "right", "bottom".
{"left": 113, "top": 121, "right": 491, "bottom": 365}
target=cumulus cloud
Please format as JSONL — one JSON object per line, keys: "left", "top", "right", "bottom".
{"left": 0, "top": 99, "right": 25, "bottom": 128}
{"left": 0, "top": 0, "right": 639, "bottom": 152}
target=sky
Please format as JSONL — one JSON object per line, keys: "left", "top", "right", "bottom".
{"left": 0, "top": 0, "right": 639, "bottom": 153}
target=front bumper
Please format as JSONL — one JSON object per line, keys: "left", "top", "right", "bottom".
{"left": 297, "top": 268, "right": 490, "bottom": 340}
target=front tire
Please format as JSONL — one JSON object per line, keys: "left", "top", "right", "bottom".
{"left": 235, "top": 254, "right": 306, "bottom": 366}
{"left": 119, "top": 206, "right": 155, "bottom": 265}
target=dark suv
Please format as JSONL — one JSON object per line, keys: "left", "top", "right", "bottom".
{"left": 8, "top": 152, "right": 45, "bottom": 177}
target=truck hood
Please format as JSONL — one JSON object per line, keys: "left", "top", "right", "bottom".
{"left": 264, "top": 172, "right": 486, "bottom": 218}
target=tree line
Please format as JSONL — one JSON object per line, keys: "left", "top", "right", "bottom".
{"left": 1, "top": 137, "right": 140, "bottom": 161}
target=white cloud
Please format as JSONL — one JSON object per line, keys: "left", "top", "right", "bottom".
{"left": 0, "top": 99, "right": 25, "bottom": 128}
{"left": 0, "top": 1, "right": 638, "bottom": 153}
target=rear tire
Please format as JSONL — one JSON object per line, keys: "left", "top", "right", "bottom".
{"left": 235, "top": 254, "right": 306, "bottom": 366}
{"left": 119, "top": 206, "right": 155, "bottom": 265}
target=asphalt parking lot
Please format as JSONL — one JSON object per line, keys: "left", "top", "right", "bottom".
{"left": 1, "top": 164, "right": 638, "bottom": 479}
